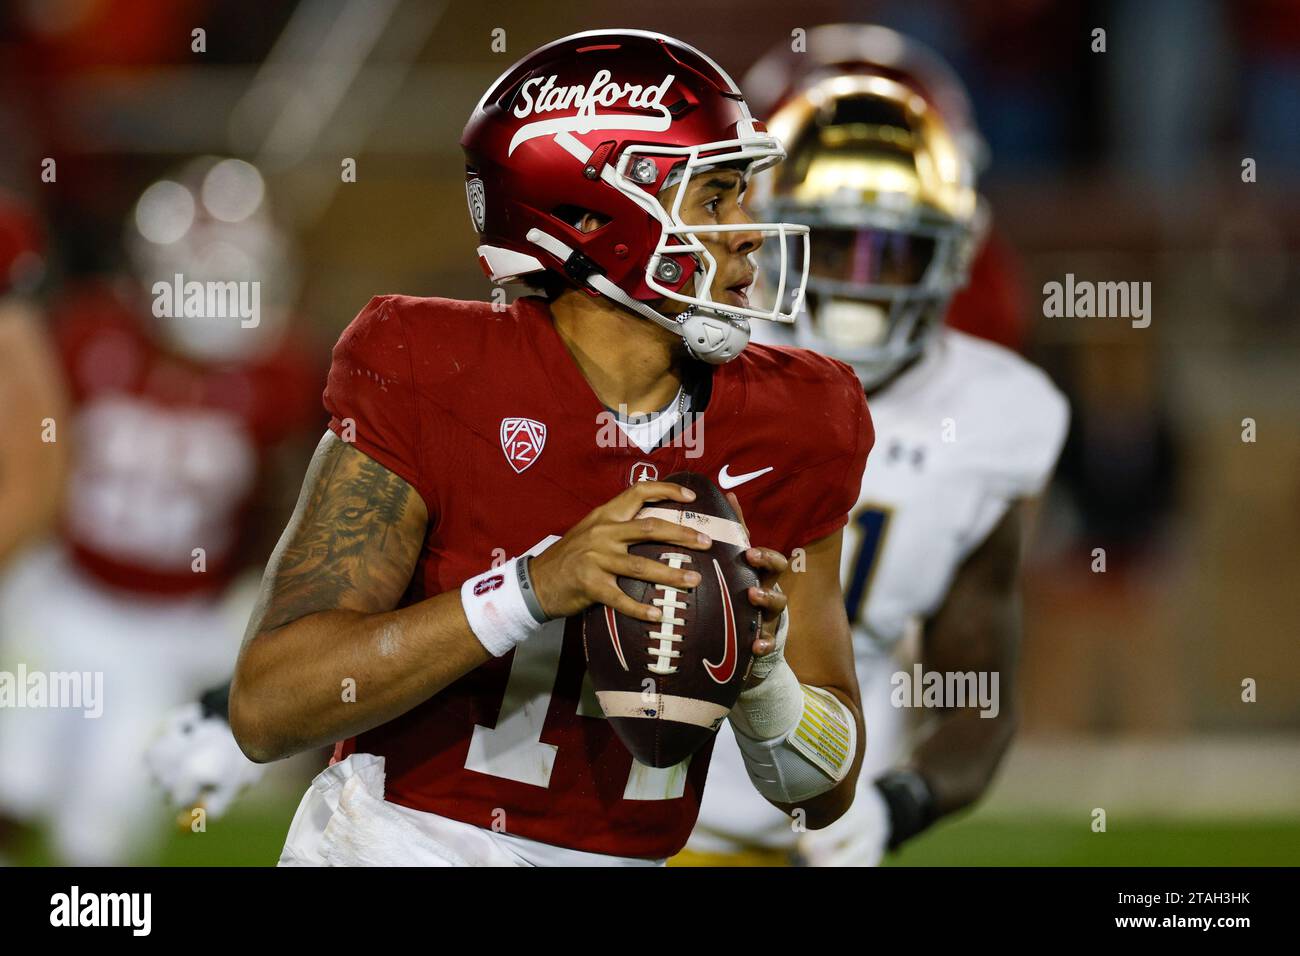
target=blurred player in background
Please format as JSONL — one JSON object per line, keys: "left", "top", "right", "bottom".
{"left": 0, "top": 190, "right": 66, "bottom": 570}
{"left": 0, "top": 158, "right": 320, "bottom": 864}
{"left": 683, "top": 25, "right": 1069, "bottom": 866}
{"left": 743, "top": 23, "right": 1033, "bottom": 356}
{"left": 0, "top": 189, "right": 68, "bottom": 864}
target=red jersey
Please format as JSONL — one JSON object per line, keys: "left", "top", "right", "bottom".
{"left": 325, "top": 294, "right": 872, "bottom": 858}
{"left": 53, "top": 281, "right": 319, "bottom": 596}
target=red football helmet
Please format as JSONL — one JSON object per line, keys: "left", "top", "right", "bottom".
{"left": 461, "top": 29, "right": 810, "bottom": 363}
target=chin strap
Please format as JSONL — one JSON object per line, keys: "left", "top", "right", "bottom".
{"left": 525, "top": 228, "right": 750, "bottom": 364}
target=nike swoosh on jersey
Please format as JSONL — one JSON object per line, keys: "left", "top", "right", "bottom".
{"left": 717, "top": 464, "right": 774, "bottom": 489}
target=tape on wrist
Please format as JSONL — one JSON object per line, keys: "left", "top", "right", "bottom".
{"left": 460, "top": 557, "right": 548, "bottom": 657}
{"left": 730, "top": 657, "right": 803, "bottom": 741}
{"left": 748, "top": 605, "right": 789, "bottom": 681}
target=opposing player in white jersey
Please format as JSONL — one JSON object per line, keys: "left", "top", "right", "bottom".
{"left": 683, "top": 25, "right": 1069, "bottom": 866}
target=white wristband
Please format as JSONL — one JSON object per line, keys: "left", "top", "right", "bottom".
{"left": 460, "top": 558, "right": 546, "bottom": 657}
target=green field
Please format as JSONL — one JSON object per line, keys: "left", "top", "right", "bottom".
{"left": 9, "top": 799, "right": 1298, "bottom": 866}
{"left": 889, "top": 816, "right": 1300, "bottom": 866}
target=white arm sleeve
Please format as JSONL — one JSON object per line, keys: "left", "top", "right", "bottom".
{"left": 728, "top": 610, "right": 859, "bottom": 804}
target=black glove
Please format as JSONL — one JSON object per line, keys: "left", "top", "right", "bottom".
{"left": 876, "top": 769, "right": 938, "bottom": 850}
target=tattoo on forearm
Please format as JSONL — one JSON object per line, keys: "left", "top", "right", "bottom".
{"left": 255, "top": 437, "right": 424, "bottom": 633}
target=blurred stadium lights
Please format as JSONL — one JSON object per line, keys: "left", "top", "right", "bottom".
{"left": 49, "top": 0, "right": 446, "bottom": 229}
{"left": 230, "top": 0, "right": 404, "bottom": 162}
{"left": 231, "top": 1, "right": 442, "bottom": 174}
{"left": 231, "top": 0, "right": 447, "bottom": 226}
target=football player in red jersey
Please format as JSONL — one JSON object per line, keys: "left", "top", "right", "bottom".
{"left": 231, "top": 30, "right": 872, "bottom": 866}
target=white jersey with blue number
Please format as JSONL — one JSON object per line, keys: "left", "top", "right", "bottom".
{"left": 688, "top": 329, "right": 1069, "bottom": 857}
{"left": 841, "top": 329, "right": 1069, "bottom": 654}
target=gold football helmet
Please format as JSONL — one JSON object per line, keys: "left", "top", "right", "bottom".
{"left": 746, "top": 26, "right": 983, "bottom": 388}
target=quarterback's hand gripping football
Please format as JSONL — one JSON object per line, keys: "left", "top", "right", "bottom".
{"left": 529, "top": 481, "right": 715, "bottom": 623}
{"left": 725, "top": 490, "right": 790, "bottom": 684}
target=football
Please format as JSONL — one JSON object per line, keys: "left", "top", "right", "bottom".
{"left": 581, "top": 471, "right": 762, "bottom": 768}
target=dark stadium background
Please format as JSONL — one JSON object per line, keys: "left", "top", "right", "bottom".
{"left": 1, "top": 0, "right": 1296, "bottom": 865}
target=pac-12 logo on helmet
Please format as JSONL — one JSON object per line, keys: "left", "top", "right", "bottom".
{"left": 460, "top": 29, "right": 811, "bottom": 365}
{"left": 465, "top": 177, "right": 487, "bottom": 233}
